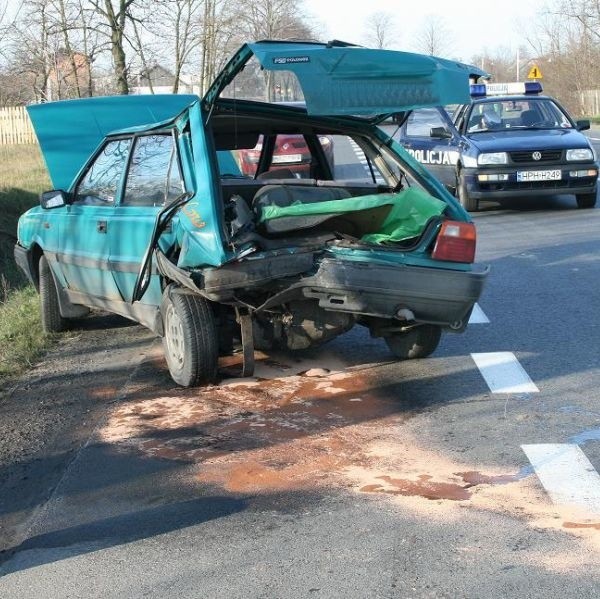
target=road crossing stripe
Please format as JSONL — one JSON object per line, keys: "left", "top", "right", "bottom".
{"left": 471, "top": 352, "right": 539, "bottom": 393}
{"left": 521, "top": 444, "right": 600, "bottom": 519}
{"left": 468, "top": 303, "right": 489, "bottom": 324}
{"left": 349, "top": 139, "right": 384, "bottom": 182}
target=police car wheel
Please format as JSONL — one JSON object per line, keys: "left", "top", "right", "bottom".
{"left": 161, "top": 286, "right": 219, "bottom": 387}
{"left": 576, "top": 193, "right": 597, "bottom": 209}
{"left": 384, "top": 325, "right": 441, "bottom": 360}
{"left": 39, "top": 254, "right": 67, "bottom": 333}
{"left": 457, "top": 173, "right": 478, "bottom": 211}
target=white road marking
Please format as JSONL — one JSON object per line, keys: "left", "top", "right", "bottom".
{"left": 471, "top": 352, "right": 539, "bottom": 393}
{"left": 521, "top": 444, "right": 600, "bottom": 519}
{"left": 468, "top": 303, "right": 489, "bottom": 324}
{"left": 349, "top": 139, "right": 384, "bottom": 182}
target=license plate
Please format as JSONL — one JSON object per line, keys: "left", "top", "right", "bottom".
{"left": 517, "top": 169, "right": 561, "bottom": 182}
{"left": 272, "top": 153, "right": 303, "bottom": 164}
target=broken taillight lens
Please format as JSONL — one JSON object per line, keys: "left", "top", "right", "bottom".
{"left": 431, "top": 220, "right": 476, "bottom": 263}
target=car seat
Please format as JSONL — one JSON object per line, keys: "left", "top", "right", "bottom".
{"left": 520, "top": 109, "right": 539, "bottom": 126}
{"left": 252, "top": 185, "right": 352, "bottom": 233}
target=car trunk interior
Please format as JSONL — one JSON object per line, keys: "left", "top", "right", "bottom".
{"left": 210, "top": 102, "right": 447, "bottom": 252}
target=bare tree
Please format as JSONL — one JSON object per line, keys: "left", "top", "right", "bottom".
{"left": 149, "top": 0, "right": 204, "bottom": 94}
{"left": 0, "top": 1, "right": 12, "bottom": 62}
{"left": 235, "top": 0, "right": 316, "bottom": 100}
{"left": 9, "top": 0, "right": 55, "bottom": 102}
{"left": 128, "top": 3, "right": 156, "bottom": 94}
{"left": 49, "top": 0, "right": 83, "bottom": 97}
{"left": 470, "top": 46, "right": 529, "bottom": 82}
{"left": 362, "top": 11, "right": 397, "bottom": 49}
{"left": 89, "top": 0, "right": 136, "bottom": 94}
{"left": 555, "top": 0, "right": 600, "bottom": 42}
{"left": 78, "top": 0, "right": 104, "bottom": 96}
{"left": 411, "top": 15, "right": 455, "bottom": 57}
{"left": 530, "top": 0, "right": 600, "bottom": 114}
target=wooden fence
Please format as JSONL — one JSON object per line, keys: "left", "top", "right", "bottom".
{"left": 0, "top": 107, "right": 36, "bottom": 145}
{"left": 581, "top": 90, "right": 600, "bottom": 117}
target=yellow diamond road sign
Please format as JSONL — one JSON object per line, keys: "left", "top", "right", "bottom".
{"left": 528, "top": 64, "right": 543, "bottom": 79}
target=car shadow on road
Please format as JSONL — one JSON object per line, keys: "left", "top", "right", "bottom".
{"left": 0, "top": 495, "right": 246, "bottom": 575}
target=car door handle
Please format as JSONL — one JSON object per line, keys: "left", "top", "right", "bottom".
{"left": 97, "top": 220, "right": 107, "bottom": 233}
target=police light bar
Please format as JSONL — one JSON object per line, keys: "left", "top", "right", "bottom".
{"left": 470, "top": 84, "right": 487, "bottom": 97}
{"left": 470, "top": 81, "right": 543, "bottom": 97}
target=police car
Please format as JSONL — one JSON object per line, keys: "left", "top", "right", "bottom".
{"left": 394, "top": 81, "right": 599, "bottom": 210}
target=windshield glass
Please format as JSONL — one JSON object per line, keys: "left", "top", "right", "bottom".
{"left": 465, "top": 98, "right": 572, "bottom": 133}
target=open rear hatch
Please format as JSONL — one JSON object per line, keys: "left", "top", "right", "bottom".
{"left": 203, "top": 40, "right": 486, "bottom": 118}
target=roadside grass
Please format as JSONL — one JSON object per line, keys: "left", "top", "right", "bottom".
{"left": 0, "top": 144, "right": 53, "bottom": 389}
{"left": 0, "top": 284, "right": 51, "bottom": 385}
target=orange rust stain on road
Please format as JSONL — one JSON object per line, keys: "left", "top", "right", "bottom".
{"left": 199, "top": 452, "right": 347, "bottom": 493}
{"left": 456, "top": 471, "right": 521, "bottom": 487}
{"left": 563, "top": 522, "right": 600, "bottom": 531}
{"left": 101, "top": 368, "right": 402, "bottom": 493}
{"left": 361, "top": 475, "right": 472, "bottom": 501}
{"left": 100, "top": 365, "right": 529, "bottom": 502}
{"left": 358, "top": 470, "right": 522, "bottom": 502}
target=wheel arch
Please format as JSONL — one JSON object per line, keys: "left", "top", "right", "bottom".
{"left": 29, "top": 243, "right": 44, "bottom": 291}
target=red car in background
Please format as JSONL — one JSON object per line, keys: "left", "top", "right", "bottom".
{"left": 238, "top": 133, "right": 335, "bottom": 178}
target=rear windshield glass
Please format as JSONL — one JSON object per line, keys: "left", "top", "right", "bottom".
{"left": 221, "top": 56, "right": 304, "bottom": 104}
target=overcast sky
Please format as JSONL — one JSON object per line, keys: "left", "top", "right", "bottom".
{"left": 303, "top": 0, "right": 547, "bottom": 63}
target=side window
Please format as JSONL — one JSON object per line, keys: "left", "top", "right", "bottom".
{"left": 405, "top": 108, "right": 447, "bottom": 137}
{"left": 122, "top": 134, "right": 183, "bottom": 207}
{"left": 329, "top": 134, "right": 385, "bottom": 184}
{"left": 74, "top": 139, "right": 131, "bottom": 205}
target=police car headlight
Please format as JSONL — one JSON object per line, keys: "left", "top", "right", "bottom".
{"left": 478, "top": 152, "right": 508, "bottom": 165}
{"left": 462, "top": 155, "right": 478, "bottom": 168}
{"left": 566, "top": 148, "right": 594, "bottom": 161}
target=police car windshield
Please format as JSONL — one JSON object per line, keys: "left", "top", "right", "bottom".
{"left": 465, "top": 98, "right": 572, "bottom": 133}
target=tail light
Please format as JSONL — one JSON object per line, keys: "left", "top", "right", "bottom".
{"left": 431, "top": 220, "right": 476, "bottom": 263}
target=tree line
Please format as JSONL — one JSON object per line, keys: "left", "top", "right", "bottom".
{"left": 0, "top": 0, "right": 599, "bottom": 116}
{"left": 0, "top": 0, "right": 314, "bottom": 104}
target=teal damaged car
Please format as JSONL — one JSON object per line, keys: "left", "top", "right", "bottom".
{"left": 15, "top": 40, "right": 490, "bottom": 387}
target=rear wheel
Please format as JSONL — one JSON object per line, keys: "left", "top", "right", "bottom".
{"left": 457, "top": 172, "right": 478, "bottom": 211}
{"left": 384, "top": 325, "right": 442, "bottom": 360}
{"left": 39, "top": 255, "right": 67, "bottom": 333}
{"left": 576, "top": 192, "right": 597, "bottom": 209}
{"left": 161, "top": 286, "right": 218, "bottom": 387}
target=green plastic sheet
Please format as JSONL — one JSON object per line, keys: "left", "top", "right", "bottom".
{"left": 259, "top": 187, "right": 446, "bottom": 243}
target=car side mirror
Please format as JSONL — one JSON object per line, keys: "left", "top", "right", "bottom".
{"left": 430, "top": 126, "right": 452, "bottom": 139}
{"left": 576, "top": 119, "right": 591, "bottom": 131}
{"left": 40, "top": 190, "right": 69, "bottom": 209}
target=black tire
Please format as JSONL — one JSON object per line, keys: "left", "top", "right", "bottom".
{"left": 457, "top": 172, "right": 478, "bottom": 211}
{"left": 576, "top": 192, "right": 597, "bottom": 209}
{"left": 161, "top": 286, "right": 219, "bottom": 387}
{"left": 39, "top": 255, "right": 67, "bottom": 333}
{"left": 384, "top": 325, "right": 442, "bottom": 360}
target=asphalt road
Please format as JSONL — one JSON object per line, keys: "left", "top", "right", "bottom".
{"left": 2, "top": 144, "right": 600, "bottom": 597}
